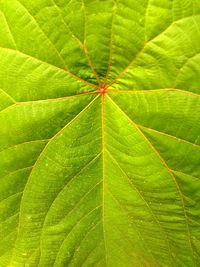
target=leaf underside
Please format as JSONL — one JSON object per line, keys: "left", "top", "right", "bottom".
{"left": 0, "top": 0, "right": 200, "bottom": 266}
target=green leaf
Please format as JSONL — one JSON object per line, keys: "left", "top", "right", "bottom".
{"left": 0, "top": 0, "right": 200, "bottom": 266}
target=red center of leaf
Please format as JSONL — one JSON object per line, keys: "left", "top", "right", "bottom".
{"left": 98, "top": 85, "right": 106, "bottom": 95}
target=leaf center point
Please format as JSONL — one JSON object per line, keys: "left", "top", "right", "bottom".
{"left": 98, "top": 85, "right": 106, "bottom": 95}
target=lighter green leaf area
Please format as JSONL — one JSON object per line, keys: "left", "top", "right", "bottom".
{"left": 0, "top": 94, "right": 95, "bottom": 150}
{"left": 83, "top": 0, "right": 115, "bottom": 79}
{"left": 53, "top": 0, "right": 85, "bottom": 42}
{"left": 140, "top": 127, "right": 200, "bottom": 178}
{"left": 174, "top": 53, "right": 200, "bottom": 94}
{"left": 0, "top": 252, "right": 14, "bottom": 267}
{"left": 0, "top": 145, "right": 47, "bottom": 265}
{"left": 40, "top": 156, "right": 103, "bottom": 266}
{"left": 110, "top": 90, "right": 200, "bottom": 145}
{"left": 172, "top": 171, "right": 200, "bottom": 265}
{"left": 0, "top": 89, "right": 15, "bottom": 112}
{"left": 0, "top": 11, "right": 17, "bottom": 49}
{"left": 110, "top": 15, "right": 200, "bottom": 91}
{"left": 144, "top": 0, "right": 173, "bottom": 41}
{"left": 16, "top": 0, "right": 97, "bottom": 82}
{"left": 0, "top": 230, "right": 17, "bottom": 267}
{"left": 0, "top": 0, "right": 99, "bottom": 84}
{"left": 0, "top": 142, "right": 47, "bottom": 179}
{"left": 104, "top": 96, "right": 193, "bottom": 266}
{"left": 172, "top": 0, "right": 200, "bottom": 20}
{"left": 0, "top": 0, "right": 200, "bottom": 266}
{"left": 107, "top": 0, "right": 148, "bottom": 79}
{"left": 0, "top": 0, "right": 64, "bottom": 69}
{"left": 145, "top": 0, "right": 200, "bottom": 41}
{"left": 10, "top": 97, "right": 103, "bottom": 266}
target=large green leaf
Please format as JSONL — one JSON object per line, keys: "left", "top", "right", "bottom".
{"left": 0, "top": 0, "right": 200, "bottom": 266}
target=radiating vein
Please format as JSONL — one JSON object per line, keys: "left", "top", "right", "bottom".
{"left": 82, "top": 0, "right": 102, "bottom": 86}
{"left": 137, "top": 124, "right": 200, "bottom": 148}
{"left": 107, "top": 43, "right": 146, "bottom": 88}
{"left": 12, "top": 90, "right": 98, "bottom": 105}
{"left": 103, "top": 0, "right": 117, "bottom": 86}
{"left": 107, "top": 88, "right": 200, "bottom": 97}
{"left": 101, "top": 94, "right": 108, "bottom": 266}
